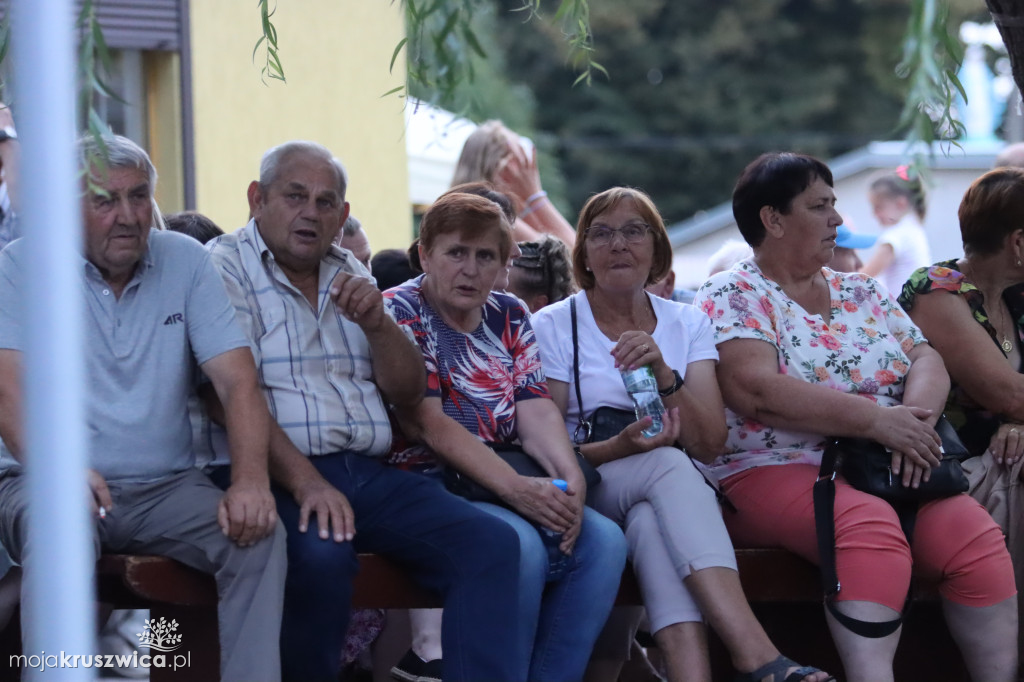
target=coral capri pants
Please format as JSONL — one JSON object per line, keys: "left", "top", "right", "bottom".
{"left": 721, "top": 464, "right": 1016, "bottom": 611}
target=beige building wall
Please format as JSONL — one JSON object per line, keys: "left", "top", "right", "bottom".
{"left": 189, "top": 0, "right": 411, "bottom": 247}
{"left": 145, "top": 52, "right": 185, "bottom": 215}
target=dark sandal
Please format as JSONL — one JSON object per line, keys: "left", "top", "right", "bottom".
{"left": 734, "top": 655, "right": 835, "bottom": 682}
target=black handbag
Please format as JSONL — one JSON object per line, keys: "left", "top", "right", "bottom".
{"left": 587, "top": 406, "right": 638, "bottom": 444}
{"left": 813, "top": 414, "right": 970, "bottom": 638}
{"left": 443, "top": 444, "right": 601, "bottom": 503}
{"left": 833, "top": 416, "right": 969, "bottom": 503}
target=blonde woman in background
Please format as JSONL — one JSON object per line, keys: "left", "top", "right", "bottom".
{"left": 453, "top": 120, "right": 576, "bottom": 245}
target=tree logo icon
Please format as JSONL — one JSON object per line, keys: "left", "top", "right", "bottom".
{"left": 136, "top": 617, "right": 183, "bottom": 652}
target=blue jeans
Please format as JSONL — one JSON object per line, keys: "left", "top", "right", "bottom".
{"left": 472, "top": 501, "right": 627, "bottom": 682}
{"left": 211, "top": 453, "right": 522, "bottom": 682}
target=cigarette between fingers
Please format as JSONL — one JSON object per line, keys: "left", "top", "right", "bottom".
{"left": 98, "top": 506, "right": 107, "bottom": 519}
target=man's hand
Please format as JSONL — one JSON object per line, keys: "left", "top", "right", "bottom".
{"left": 88, "top": 469, "right": 112, "bottom": 520}
{"left": 329, "top": 271, "right": 385, "bottom": 333}
{"left": 218, "top": 480, "right": 277, "bottom": 547}
{"left": 294, "top": 477, "right": 355, "bottom": 543}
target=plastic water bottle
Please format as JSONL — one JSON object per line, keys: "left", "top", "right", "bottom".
{"left": 620, "top": 365, "right": 665, "bottom": 438}
{"left": 538, "top": 479, "right": 571, "bottom": 581}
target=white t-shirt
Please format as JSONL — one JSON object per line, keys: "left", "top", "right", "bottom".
{"left": 531, "top": 290, "right": 718, "bottom": 438}
{"left": 876, "top": 214, "right": 930, "bottom": 295}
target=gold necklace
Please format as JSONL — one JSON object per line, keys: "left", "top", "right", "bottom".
{"left": 998, "top": 303, "right": 1014, "bottom": 353}
{"left": 963, "top": 260, "right": 1014, "bottom": 353}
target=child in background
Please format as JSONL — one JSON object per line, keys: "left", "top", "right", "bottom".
{"left": 860, "top": 166, "right": 931, "bottom": 293}
{"left": 506, "top": 236, "right": 576, "bottom": 313}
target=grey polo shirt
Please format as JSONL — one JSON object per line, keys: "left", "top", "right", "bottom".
{"left": 0, "top": 229, "right": 249, "bottom": 482}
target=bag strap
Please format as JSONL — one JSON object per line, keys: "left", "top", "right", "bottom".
{"left": 571, "top": 296, "right": 592, "bottom": 444}
{"left": 814, "top": 439, "right": 903, "bottom": 638}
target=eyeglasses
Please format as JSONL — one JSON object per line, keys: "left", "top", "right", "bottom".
{"left": 585, "top": 223, "right": 651, "bottom": 247}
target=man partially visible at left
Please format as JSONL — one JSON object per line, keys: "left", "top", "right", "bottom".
{"left": 0, "top": 134, "right": 286, "bottom": 682}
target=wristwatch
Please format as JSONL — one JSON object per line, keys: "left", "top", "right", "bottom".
{"left": 0, "top": 127, "right": 16, "bottom": 143}
{"left": 658, "top": 369, "right": 684, "bottom": 397}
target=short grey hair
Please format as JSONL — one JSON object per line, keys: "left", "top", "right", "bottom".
{"left": 259, "top": 140, "right": 348, "bottom": 197}
{"left": 341, "top": 214, "right": 362, "bottom": 237}
{"left": 79, "top": 133, "right": 159, "bottom": 190}
{"left": 78, "top": 133, "right": 164, "bottom": 229}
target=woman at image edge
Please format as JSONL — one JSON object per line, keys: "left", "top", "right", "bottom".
{"left": 693, "top": 152, "right": 1017, "bottom": 682}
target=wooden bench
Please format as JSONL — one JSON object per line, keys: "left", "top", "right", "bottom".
{"left": 0, "top": 549, "right": 966, "bottom": 681}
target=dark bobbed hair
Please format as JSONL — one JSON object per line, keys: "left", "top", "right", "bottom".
{"left": 164, "top": 211, "right": 224, "bottom": 245}
{"left": 732, "top": 152, "right": 834, "bottom": 247}
{"left": 958, "top": 167, "right": 1024, "bottom": 257}
{"left": 419, "top": 192, "right": 512, "bottom": 263}
{"left": 573, "top": 187, "right": 672, "bottom": 290}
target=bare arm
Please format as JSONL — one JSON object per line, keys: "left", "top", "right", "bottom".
{"left": 0, "top": 349, "right": 23, "bottom": 460}
{"left": 898, "top": 342, "right": 950, "bottom": 425}
{"left": 329, "top": 271, "right": 425, "bottom": 408}
{"left": 716, "top": 337, "right": 941, "bottom": 467}
{"left": 407, "top": 396, "right": 576, "bottom": 534}
{"left": 513, "top": 397, "right": 586, "bottom": 550}
{"left": 0, "top": 105, "right": 18, "bottom": 213}
{"left": 860, "top": 243, "right": 895, "bottom": 278}
{"left": 494, "top": 144, "right": 576, "bottom": 246}
{"left": 201, "top": 346, "right": 276, "bottom": 546}
{"left": 908, "top": 289, "right": 1024, "bottom": 419}
{"left": 660, "top": 360, "right": 727, "bottom": 463}
{"left": 516, "top": 397, "right": 586, "bottom": 492}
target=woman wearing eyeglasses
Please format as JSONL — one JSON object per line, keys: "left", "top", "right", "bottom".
{"left": 532, "top": 187, "right": 832, "bottom": 682}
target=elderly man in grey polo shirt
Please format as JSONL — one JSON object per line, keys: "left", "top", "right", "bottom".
{"left": 0, "top": 135, "right": 286, "bottom": 682}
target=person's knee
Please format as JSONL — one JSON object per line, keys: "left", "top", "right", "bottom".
{"left": 940, "top": 520, "right": 1015, "bottom": 606}
{"left": 286, "top": 526, "right": 358, "bottom": 583}
{"left": 641, "top": 447, "right": 689, "bottom": 477}
{"left": 578, "top": 509, "right": 627, "bottom": 569}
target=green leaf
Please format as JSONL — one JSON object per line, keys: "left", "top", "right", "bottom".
{"left": 390, "top": 38, "right": 409, "bottom": 73}
{"left": 252, "top": 35, "right": 266, "bottom": 63}
{"left": 461, "top": 25, "right": 486, "bottom": 59}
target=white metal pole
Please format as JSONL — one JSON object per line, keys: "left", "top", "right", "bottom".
{"left": 12, "top": 0, "right": 95, "bottom": 678}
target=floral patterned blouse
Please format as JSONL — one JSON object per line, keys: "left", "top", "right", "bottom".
{"left": 693, "top": 259, "right": 925, "bottom": 479}
{"left": 383, "top": 275, "right": 551, "bottom": 468}
{"left": 898, "top": 260, "right": 1024, "bottom": 457}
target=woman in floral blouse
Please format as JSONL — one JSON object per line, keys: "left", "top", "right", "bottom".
{"left": 694, "top": 152, "right": 1018, "bottom": 682}
{"left": 898, "top": 166, "right": 1024, "bottom": 665}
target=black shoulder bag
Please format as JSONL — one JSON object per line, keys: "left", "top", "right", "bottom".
{"left": 570, "top": 296, "right": 637, "bottom": 445}
{"left": 812, "top": 415, "right": 969, "bottom": 637}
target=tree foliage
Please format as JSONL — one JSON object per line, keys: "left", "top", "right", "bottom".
{"left": 470, "top": 0, "right": 983, "bottom": 223}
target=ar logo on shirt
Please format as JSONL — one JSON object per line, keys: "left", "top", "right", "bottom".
{"left": 163, "top": 313, "right": 184, "bottom": 326}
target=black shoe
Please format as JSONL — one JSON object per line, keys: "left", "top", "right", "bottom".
{"left": 390, "top": 649, "right": 442, "bottom": 682}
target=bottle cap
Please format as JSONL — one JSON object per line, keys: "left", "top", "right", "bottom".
{"left": 552, "top": 479, "right": 568, "bottom": 491}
